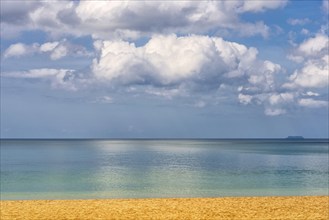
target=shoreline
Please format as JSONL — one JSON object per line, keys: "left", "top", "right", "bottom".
{"left": 1, "top": 196, "right": 328, "bottom": 219}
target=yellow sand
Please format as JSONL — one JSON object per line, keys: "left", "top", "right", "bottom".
{"left": 1, "top": 196, "right": 328, "bottom": 220}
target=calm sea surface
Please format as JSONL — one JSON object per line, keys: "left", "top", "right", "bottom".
{"left": 1, "top": 139, "right": 328, "bottom": 200}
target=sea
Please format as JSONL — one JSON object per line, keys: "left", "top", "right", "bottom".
{"left": 0, "top": 139, "right": 328, "bottom": 200}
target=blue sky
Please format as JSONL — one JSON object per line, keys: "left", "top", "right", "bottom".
{"left": 1, "top": 0, "right": 328, "bottom": 138}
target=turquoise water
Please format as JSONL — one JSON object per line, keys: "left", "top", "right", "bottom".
{"left": 1, "top": 139, "right": 328, "bottom": 200}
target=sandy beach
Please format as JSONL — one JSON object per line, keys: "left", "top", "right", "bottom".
{"left": 1, "top": 196, "right": 328, "bottom": 220}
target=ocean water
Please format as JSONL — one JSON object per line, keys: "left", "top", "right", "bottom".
{"left": 0, "top": 139, "right": 328, "bottom": 200}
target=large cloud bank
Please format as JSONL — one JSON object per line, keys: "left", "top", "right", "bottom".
{"left": 92, "top": 34, "right": 272, "bottom": 87}
{"left": 91, "top": 34, "right": 284, "bottom": 115}
{"left": 1, "top": 0, "right": 328, "bottom": 116}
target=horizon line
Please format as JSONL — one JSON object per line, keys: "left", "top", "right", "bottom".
{"left": 1, "top": 137, "right": 328, "bottom": 140}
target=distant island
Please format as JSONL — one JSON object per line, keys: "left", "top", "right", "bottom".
{"left": 286, "top": 136, "right": 304, "bottom": 139}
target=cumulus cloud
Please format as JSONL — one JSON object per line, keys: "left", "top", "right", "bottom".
{"left": 237, "top": 90, "right": 297, "bottom": 116}
{"left": 3, "top": 40, "right": 91, "bottom": 60}
{"left": 276, "top": 31, "right": 329, "bottom": 113}
{"left": 246, "top": 60, "right": 281, "bottom": 92}
{"left": 287, "top": 33, "right": 328, "bottom": 61}
{"left": 285, "top": 55, "right": 329, "bottom": 89}
{"left": 245, "top": 32, "right": 329, "bottom": 115}
{"left": 3, "top": 43, "right": 33, "bottom": 58}
{"left": 286, "top": 33, "right": 328, "bottom": 64}
{"left": 238, "top": 94, "right": 253, "bottom": 105}
{"left": 3, "top": 0, "right": 326, "bottom": 117}
{"left": 0, "top": 1, "right": 76, "bottom": 38}
{"left": 75, "top": 1, "right": 275, "bottom": 38}
{"left": 252, "top": 31, "right": 329, "bottom": 115}
{"left": 285, "top": 34, "right": 329, "bottom": 89}
{"left": 50, "top": 44, "right": 68, "bottom": 60}
{"left": 40, "top": 42, "right": 59, "bottom": 52}
{"left": 297, "top": 34, "right": 328, "bottom": 57}
{"left": 0, "top": 0, "right": 288, "bottom": 39}
{"left": 91, "top": 34, "right": 292, "bottom": 115}
{"left": 29, "top": 1, "right": 78, "bottom": 35}
{"left": 91, "top": 34, "right": 278, "bottom": 90}
{"left": 0, "top": 1, "right": 41, "bottom": 25}
{"left": 268, "top": 93, "right": 294, "bottom": 106}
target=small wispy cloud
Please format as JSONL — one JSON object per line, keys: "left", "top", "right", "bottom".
{"left": 287, "top": 18, "right": 311, "bottom": 26}
{"left": 2, "top": 68, "right": 77, "bottom": 91}
{"left": 3, "top": 40, "right": 93, "bottom": 60}
{"left": 95, "top": 96, "right": 113, "bottom": 104}
{"left": 298, "top": 98, "right": 328, "bottom": 108}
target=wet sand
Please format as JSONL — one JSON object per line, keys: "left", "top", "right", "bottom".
{"left": 1, "top": 196, "right": 328, "bottom": 220}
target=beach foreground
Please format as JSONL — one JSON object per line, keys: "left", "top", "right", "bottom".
{"left": 1, "top": 196, "right": 328, "bottom": 220}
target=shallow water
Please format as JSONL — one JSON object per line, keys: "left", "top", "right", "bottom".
{"left": 1, "top": 139, "right": 328, "bottom": 200}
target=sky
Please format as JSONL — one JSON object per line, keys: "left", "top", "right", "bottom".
{"left": 0, "top": 0, "right": 328, "bottom": 139}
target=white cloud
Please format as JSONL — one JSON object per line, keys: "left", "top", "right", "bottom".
{"left": 278, "top": 31, "right": 329, "bottom": 112}
{"left": 3, "top": 43, "right": 30, "bottom": 58}
{"left": 0, "top": 1, "right": 75, "bottom": 38}
{"left": 225, "top": 0, "right": 288, "bottom": 13}
{"left": 286, "top": 54, "right": 304, "bottom": 63}
{"left": 92, "top": 34, "right": 276, "bottom": 88}
{"left": 268, "top": 93, "right": 294, "bottom": 105}
{"left": 40, "top": 42, "right": 59, "bottom": 52}
{"left": 285, "top": 34, "right": 329, "bottom": 89}
{"left": 5, "top": 0, "right": 327, "bottom": 117}
{"left": 145, "top": 87, "right": 183, "bottom": 100}
{"left": 298, "top": 34, "right": 328, "bottom": 57}
{"left": 50, "top": 44, "right": 68, "bottom": 60}
{"left": 29, "top": 1, "right": 78, "bottom": 36}
{"left": 264, "top": 108, "right": 286, "bottom": 116}
{"left": 252, "top": 36, "right": 329, "bottom": 113}
{"left": 3, "top": 68, "right": 64, "bottom": 78}
{"left": 298, "top": 98, "right": 328, "bottom": 108}
{"left": 301, "top": 28, "right": 310, "bottom": 35}
{"left": 238, "top": 94, "right": 253, "bottom": 105}
{"left": 235, "top": 21, "right": 270, "bottom": 38}
{"left": 243, "top": 0, "right": 288, "bottom": 12}
{"left": 3, "top": 40, "right": 91, "bottom": 60}
{"left": 287, "top": 18, "right": 311, "bottom": 26}
{"left": 285, "top": 55, "right": 328, "bottom": 89}
{"left": 2, "top": 68, "right": 77, "bottom": 90}
{"left": 1, "top": 0, "right": 287, "bottom": 39}
{"left": 247, "top": 60, "right": 281, "bottom": 91}
{"left": 0, "top": 1, "right": 41, "bottom": 24}
{"left": 96, "top": 96, "right": 113, "bottom": 104}
{"left": 75, "top": 1, "right": 272, "bottom": 38}
{"left": 91, "top": 34, "right": 290, "bottom": 116}
{"left": 304, "top": 91, "right": 320, "bottom": 97}
{"left": 238, "top": 90, "right": 297, "bottom": 116}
